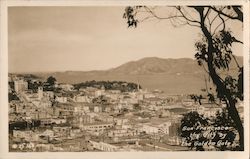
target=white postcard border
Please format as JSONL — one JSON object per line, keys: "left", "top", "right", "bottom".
{"left": 0, "top": 0, "right": 249, "bottom": 159}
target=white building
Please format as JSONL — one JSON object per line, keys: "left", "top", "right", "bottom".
{"left": 14, "top": 80, "right": 28, "bottom": 93}
{"left": 39, "top": 129, "right": 54, "bottom": 138}
{"left": 55, "top": 96, "right": 67, "bottom": 103}
{"left": 94, "top": 106, "right": 101, "bottom": 113}
{"left": 38, "top": 87, "right": 43, "bottom": 100}
{"left": 88, "top": 140, "right": 118, "bottom": 151}
{"left": 158, "top": 121, "right": 172, "bottom": 134}
{"left": 58, "top": 84, "right": 74, "bottom": 91}
{"left": 80, "top": 123, "right": 114, "bottom": 133}
{"left": 107, "top": 129, "right": 138, "bottom": 137}
{"left": 13, "top": 130, "right": 39, "bottom": 141}
{"left": 74, "top": 95, "right": 90, "bottom": 103}
{"left": 95, "top": 90, "right": 105, "bottom": 97}
{"left": 141, "top": 124, "right": 159, "bottom": 134}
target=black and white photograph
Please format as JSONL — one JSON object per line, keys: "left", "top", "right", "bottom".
{"left": 0, "top": 0, "right": 249, "bottom": 158}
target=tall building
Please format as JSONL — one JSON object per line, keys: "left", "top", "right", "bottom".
{"left": 38, "top": 86, "right": 43, "bottom": 100}
{"left": 14, "top": 80, "right": 28, "bottom": 93}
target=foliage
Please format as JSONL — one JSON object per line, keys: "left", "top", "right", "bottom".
{"left": 123, "top": 6, "right": 142, "bottom": 27}
{"left": 43, "top": 76, "right": 57, "bottom": 91}
{"left": 74, "top": 80, "right": 141, "bottom": 92}
{"left": 46, "top": 76, "right": 57, "bottom": 86}
{"left": 123, "top": 5, "right": 244, "bottom": 150}
{"left": 194, "top": 30, "right": 243, "bottom": 102}
{"left": 212, "top": 109, "right": 237, "bottom": 150}
{"left": 180, "top": 110, "right": 237, "bottom": 151}
{"left": 27, "top": 80, "right": 43, "bottom": 93}
{"left": 16, "top": 74, "right": 40, "bottom": 80}
{"left": 180, "top": 111, "right": 209, "bottom": 151}
{"left": 189, "top": 94, "right": 203, "bottom": 105}
{"left": 9, "top": 92, "right": 19, "bottom": 101}
{"left": 9, "top": 81, "right": 14, "bottom": 90}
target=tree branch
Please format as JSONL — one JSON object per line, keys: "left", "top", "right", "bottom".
{"left": 144, "top": 6, "right": 183, "bottom": 20}
{"left": 212, "top": 17, "right": 230, "bottom": 35}
{"left": 210, "top": 6, "right": 243, "bottom": 22}
{"left": 177, "top": 7, "right": 201, "bottom": 24}
{"left": 141, "top": 6, "right": 201, "bottom": 28}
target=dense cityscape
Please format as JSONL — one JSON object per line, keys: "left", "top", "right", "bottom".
{"left": 8, "top": 74, "right": 244, "bottom": 152}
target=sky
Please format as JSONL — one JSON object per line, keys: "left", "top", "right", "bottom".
{"left": 8, "top": 7, "right": 243, "bottom": 73}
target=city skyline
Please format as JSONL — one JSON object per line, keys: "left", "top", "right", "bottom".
{"left": 8, "top": 7, "right": 243, "bottom": 73}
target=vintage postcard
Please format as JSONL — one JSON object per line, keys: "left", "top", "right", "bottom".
{"left": 0, "top": 0, "right": 249, "bottom": 159}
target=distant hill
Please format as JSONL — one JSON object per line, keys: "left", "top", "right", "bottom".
{"left": 108, "top": 57, "right": 202, "bottom": 75}
{"left": 32, "top": 56, "right": 243, "bottom": 95}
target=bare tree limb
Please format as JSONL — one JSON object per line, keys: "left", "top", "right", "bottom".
{"left": 144, "top": 6, "right": 183, "bottom": 20}
{"left": 210, "top": 6, "right": 243, "bottom": 22}
{"left": 177, "top": 7, "right": 201, "bottom": 24}
{"left": 212, "top": 17, "right": 230, "bottom": 35}
{"left": 231, "top": 54, "right": 241, "bottom": 69}
{"left": 232, "top": 6, "right": 243, "bottom": 22}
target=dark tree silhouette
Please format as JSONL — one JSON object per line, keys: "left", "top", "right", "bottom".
{"left": 9, "top": 92, "right": 19, "bottom": 101}
{"left": 212, "top": 109, "right": 237, "bottom": 151}
{"left": 74, "top": 80, "right": 141, "bottom": 92}
{"left": 180, "top": 110, "right": 237, "bottom": 151}
{"left": 46, "top": 76, "right": 57, "bottom": 86}
{"left": 27, "top": 80, "right": 43, "bottom": 92}
{"left": 180, "top": 111, "right": 209, "bottom": 151}
{"left": 123, "top": 6, "right": 244, "bottom": 150}
{"left": 189, "top": 94, "right": 203, "bottom": 105}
